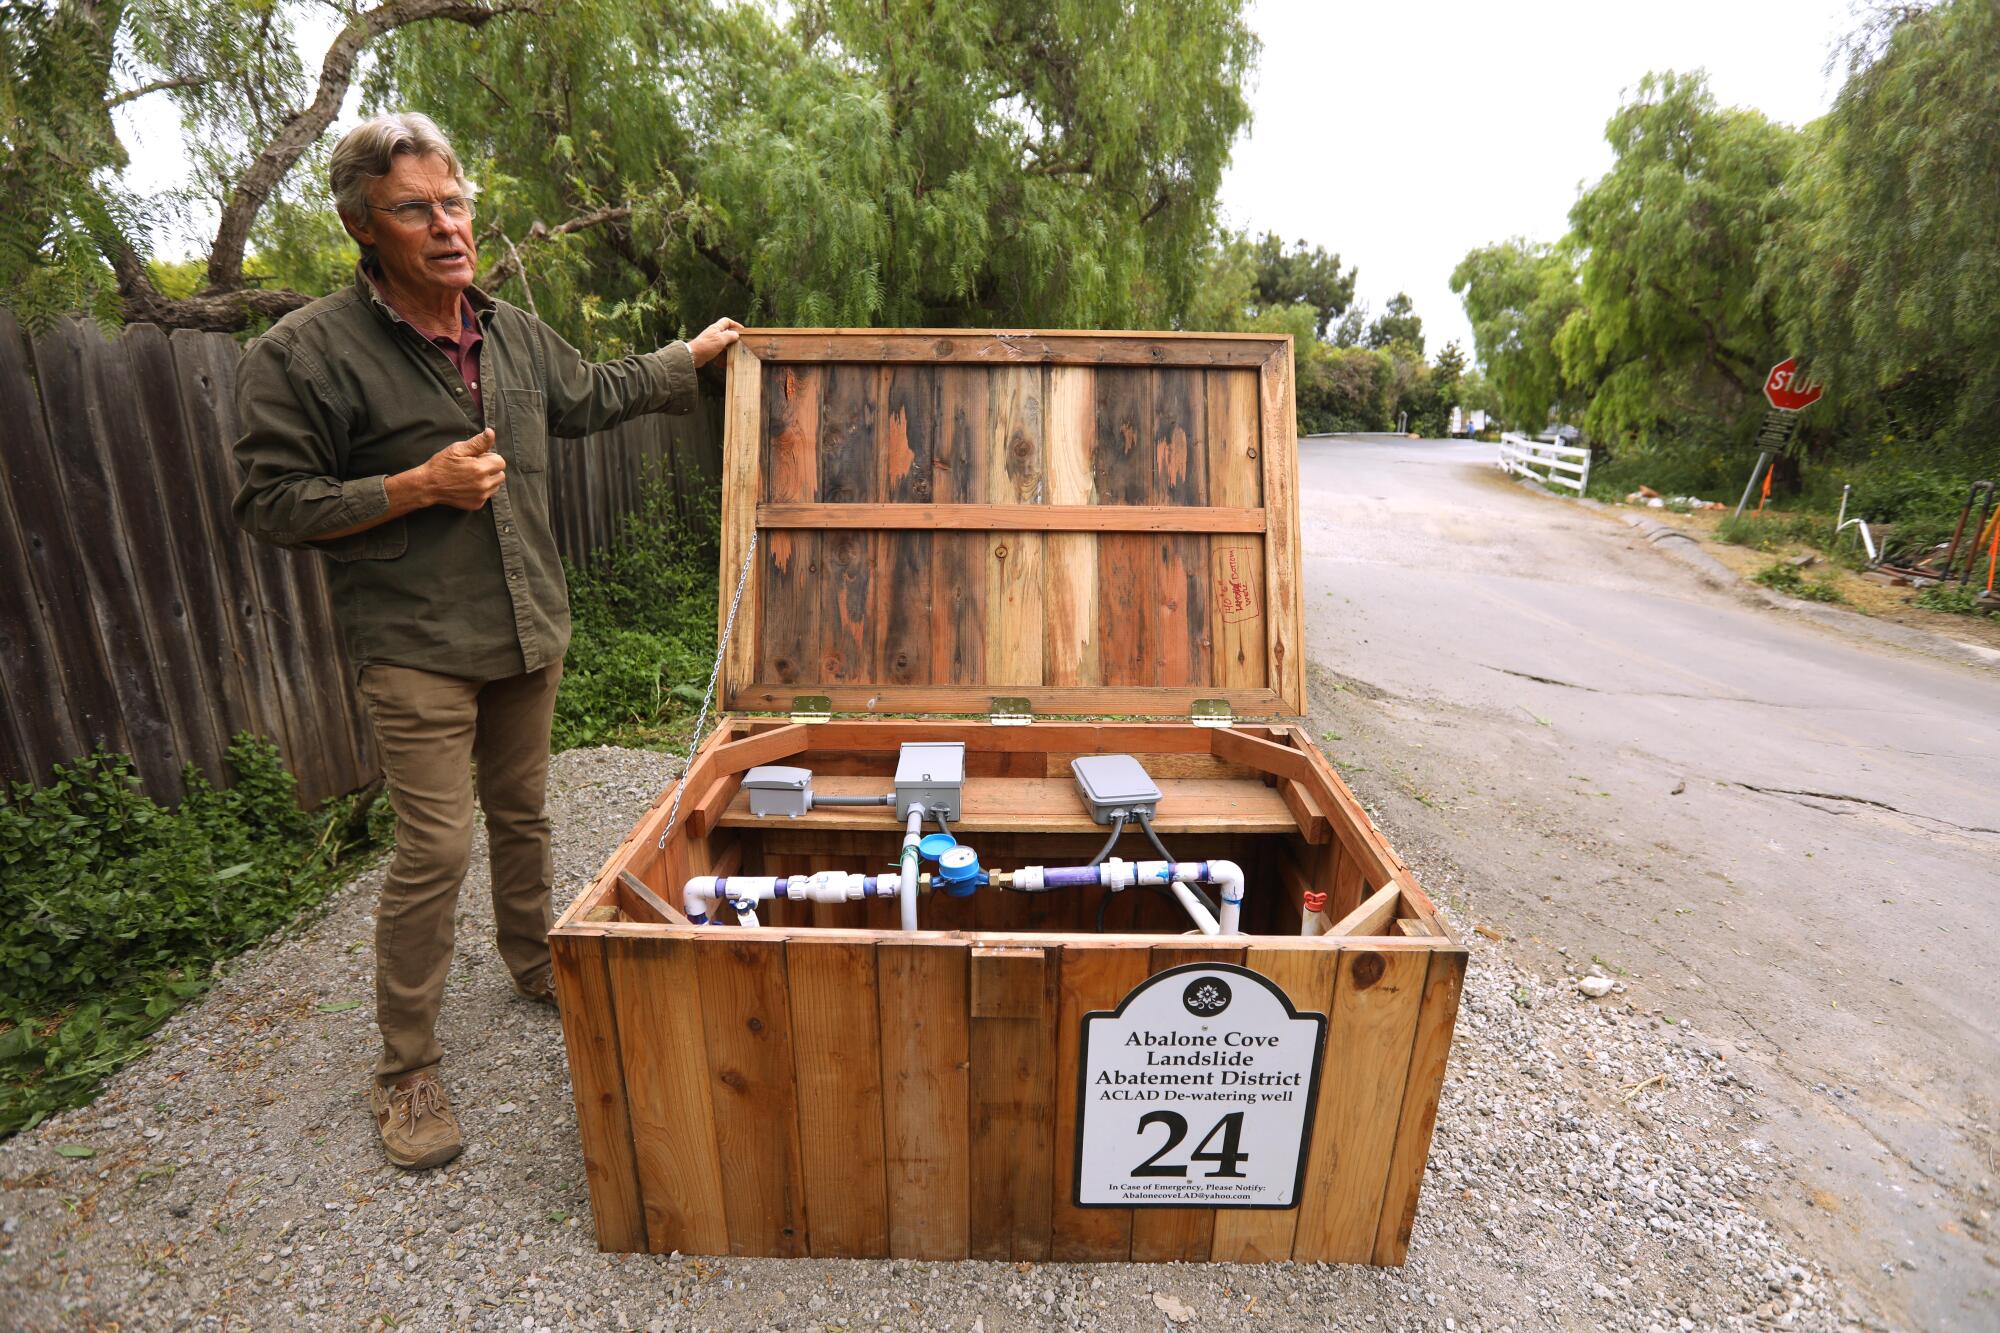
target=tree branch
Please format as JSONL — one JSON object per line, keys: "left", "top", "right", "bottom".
{"left": 206, "top": 0, "right": 542, "bottom": 291}
{"left": 479, "top": 203, "right": 633, "bottom": 291}
{"left": 107, "top": 75, "right": 210, "bottom": 108}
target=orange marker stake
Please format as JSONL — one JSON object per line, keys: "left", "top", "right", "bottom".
{"left": 1757, "top": 464, "right": 1774, "bottom": 515}
{"left": 1986, "top": 511, "right": 1998, "bottom": 594}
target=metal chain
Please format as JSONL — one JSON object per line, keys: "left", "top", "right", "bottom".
{"left": 658, "top": 529, "right": 758, "bottom": 849}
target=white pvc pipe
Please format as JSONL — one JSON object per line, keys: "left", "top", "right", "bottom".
{"left": 899, "top": 806, "right": 924, "bottom": 933}
{"left": 1205, "top": 860, "right": 1244, "bottom": 935}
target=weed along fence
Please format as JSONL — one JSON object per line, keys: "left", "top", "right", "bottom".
{"left": 551, "top": 329, "right": 1467, "bottom": 1266}
{"left": 0, "top": 309, "right": 719, "bottom": 804}
{"left": 1498, "top": 430, "right": 1591, "bottom": 494}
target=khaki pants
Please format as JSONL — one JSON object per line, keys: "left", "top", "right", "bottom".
{"left": 357, "top": 662, "right": 563, "bottom": 1085}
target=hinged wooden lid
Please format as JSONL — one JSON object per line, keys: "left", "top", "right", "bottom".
{"left": 717, "top": 329, "right": 1304, "bottom": 718}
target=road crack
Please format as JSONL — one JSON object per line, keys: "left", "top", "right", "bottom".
{"left": 1731, "top": 782, "right": 2000, "bottom": 837}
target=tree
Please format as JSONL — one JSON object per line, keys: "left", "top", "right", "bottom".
{"left": 2, "top": 0, "right": 542, "bottom": 332}
{"left": 383, "top": 0, "right": 1259, "bottom": 352}
{"left": 1244, "top": 232, "right": 1353, "bottom": 337}
{"left": 1365, "top": 291, "right": 1422, "bottom": 354}
{"left": 1766, "top": 0, "right": 2000, "bottom": 462}
{"left": 1451, "top": 237, "right": 1581, "bottom": 429}
{"left": 1559, "top": 70, "right": 1798, "bottom": 444}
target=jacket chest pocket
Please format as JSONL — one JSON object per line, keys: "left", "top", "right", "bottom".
{"left": 501, "top": 387, "right": 548, "bottom": 472}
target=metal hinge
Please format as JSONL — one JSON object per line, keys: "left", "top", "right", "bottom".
{"left": 988, "top": 696, "right": 1033, "bottom": 726}
{"left": 1190, "top": 698, "right": 1234, "bottom": 728}
{"left": 789, "top": 695, "right": 832, "bottom": 724}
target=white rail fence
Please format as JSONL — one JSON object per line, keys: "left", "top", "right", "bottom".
{"left": 1498, "top": 432, "right": 1591, "bottom": 495}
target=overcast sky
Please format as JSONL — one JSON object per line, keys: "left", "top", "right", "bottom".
{"left": 120, "top": 1, "right": 1862, "bottom": 355}
{"left": 1218, "top": 0, "right": 1859, "bottom": 358}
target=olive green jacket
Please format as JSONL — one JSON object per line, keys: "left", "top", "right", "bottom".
{"left": 233, "top": 268, "right": 697, "bottom": 681}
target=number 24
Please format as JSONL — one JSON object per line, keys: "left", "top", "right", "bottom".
{"left": 1132, "top": 1110, "right": 1249, "bottom": 1178}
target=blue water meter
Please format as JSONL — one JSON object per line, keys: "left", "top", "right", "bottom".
{"left": 933, "top": 844, "right": 985, "bottom": 896}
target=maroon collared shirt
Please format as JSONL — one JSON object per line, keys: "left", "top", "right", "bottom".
{"left": 369, "top": 276, "right": 485, "bottom": 416}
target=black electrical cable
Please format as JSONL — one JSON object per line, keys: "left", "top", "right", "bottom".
{"left": 1136, "top": 811, "right": 1219, "bottom": 917}
{"left": 1087, "top": 813, "right": 1126, "bottom": 867}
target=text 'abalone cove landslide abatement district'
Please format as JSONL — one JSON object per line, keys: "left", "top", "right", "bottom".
{"left": 1074, "top": 964, "right": 1328, "bottom": 1208}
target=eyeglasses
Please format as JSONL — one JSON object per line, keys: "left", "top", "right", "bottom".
{"left": 369, "top": 197, "right": 476, "bottom": 228}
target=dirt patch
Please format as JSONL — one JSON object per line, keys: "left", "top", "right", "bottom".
{"left": 1605, "top": 502, "right": 2000, "bottom": 653}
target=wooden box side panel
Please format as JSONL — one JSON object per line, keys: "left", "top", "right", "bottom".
{"left": 720, "top": 336, "right": 1304, "bottom": 717}
{"left": 571, "top": 927, "right": 1462, "bottom": 1264}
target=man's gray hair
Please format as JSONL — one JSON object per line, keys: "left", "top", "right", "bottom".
{"left": 328, "top": 112, "right": 478, "bottom": 226}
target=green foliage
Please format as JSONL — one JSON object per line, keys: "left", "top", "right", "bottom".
{"left": 381, "top": 0, "right": 1258, "bottom": 354}
{"left": 1451, "top": 238, "right": 1581, "bottom": 429}
{"left": 0, "top": 738, "right": 381, "bottom": 1134}
{"left": 1914, "top": 583, "right": 1995, "bottom": 617}
{"left": 1365, "top": 292, "right": 1423, "bottom": 354}
{"left": 1766, "top": 0, "right": 2000, "bottom": 465}
{"left": 1184, "top": 230, "right": 1354, "bottom": 339}
{"left": 1752, "top": 561, "right": 1843, "bottom": 602}
{"left": 1562, "top": 71, "right": 1798, "bottom": 445}
{"left": 1296, "top": 343, "right": 1393, "bottom": 434}
{"left": 553, "top": 486, "right": 722, "bottom": 750}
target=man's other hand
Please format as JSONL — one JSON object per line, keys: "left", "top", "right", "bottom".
{"left": 688, "top": 317, "right": 746, "bottom": 368}
{"left": 423, "top": 428, "right": 505, "bottom": 509}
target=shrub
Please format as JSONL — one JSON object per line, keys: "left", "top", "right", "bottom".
{"left": 1752, "top": 561, "right": 1843, "bottom": 602}
{"left": 554, "top": 485, "right": 722, "bottom": 751}
{"left": 1913, "top": 582, "right": 1996, "bottom": 617}
{"left": 0, "top": 738, "right": 379, "bottom": 1133}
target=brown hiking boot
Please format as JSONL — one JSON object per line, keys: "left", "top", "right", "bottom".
{"left": 513, "top": 973, "right": 558, "bottom": 1009}
{"left": 368, "top": 1071, "right": 462, "bottom": 1170}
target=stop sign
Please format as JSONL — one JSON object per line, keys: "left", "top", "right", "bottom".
{"left": 1764, "top": 357, "right": 1824, "bottom": 412}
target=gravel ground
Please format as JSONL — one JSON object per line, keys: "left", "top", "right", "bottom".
{"left": 0, "top": 746, "right": 1871, "bottom": 1331}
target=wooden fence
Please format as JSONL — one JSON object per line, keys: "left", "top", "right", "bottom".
{"left": 0, "top": 311, "right": 720, "bottom": 806}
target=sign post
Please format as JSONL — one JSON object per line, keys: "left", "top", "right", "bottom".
{"left": 1735, "top": 357, "right": 1825, "bottom": 517}
{"left": 1074, "top": 963, "right": 1326, "bottom": 1208}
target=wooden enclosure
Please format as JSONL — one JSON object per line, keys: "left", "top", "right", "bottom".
{"left": 550, "top": 331, "right": 1464, "bottom": 1266}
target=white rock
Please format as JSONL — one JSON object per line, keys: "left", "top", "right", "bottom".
{"left": 1577, "top": 976, "right": 1616, "bottom": 998}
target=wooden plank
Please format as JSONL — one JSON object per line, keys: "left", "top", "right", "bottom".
{"left": 719, "top": 343, "right": 764, "bottom": 704}
{"left": 746, "top": 718, "right": 1256, "bottom": 753}
{"left": 606, "top": 936, "right": 730, "bottom": 1254}
{"left": 879, "top": 939, "right": 972, "bottom": 1258}
{"left": 968, "top": 945, "right": 1056, "bottom": 1259}
{"left": 1209, "top": 945, "right": 1337, "bottom": 1261}
{"left": 117, "top": 324, "right": 239, "bottom": 784}
{"left": 1150, "top": 368, "right": 1210, "bottom": 688}
{"left": 1050, "top": 942, "right": 1151, "bottom": 1259}
{"left": 1327, "top": 883, "right": 1402, "bottom": 938}
{"left": 879, "top": 364, "right": 935, "bottom": 686}
{"left": 687, "top": 773, "right": 745, "bottom": 839}
{"left": 31, "top": 320, "right": 183, "bottom": 795}
{"left": 615, "top": 871, "right": 689, "bottom": 925}
{"left": 787, "top": 939, "right": 891, "bottom": 1256}
{"left": 930, "top": 367, "right": 989, "bottom": 685}
{"left": 171, "top": 330, "right": 294, "bottom": 766}
{"left": 743, "top": 331, "right": 1278, "bottom": 367}
{"left": 816, "top": 362, "right": 877, "bottom": 683}
{"left": 1258, "top": 344, "right": 1306, "bottom": 714}
{"left": 697, "top": 936, "right": 809, "bottom": 1256}
{"left": 1373, "top": 947, "right": 1467, "bottom": 1264}
{"left": 0, "top": 311, "right": 86, "bottom": 780}
{"left": 718, "top": 775, "right": 1298, "bottom": 835}
{"left": 1205, "top": 367, "right": 1267, "bottom": 689}
{"left": 731, "top": 681, "right": 1289, "bottom": 717}
{"left": 1332, "top": 839, "right": 1370, "bottom": 919}
{"left": 756, "top": 502, "right": 1265, "bottom": 532}
{"left": 985, "top": 366, "right": 1044, "bottom": 687}
{"left": 1279, "top": 779, "right": 1333, "bottom": 845}
{"left": 758, "top": 364, "right": 821, "bottom": 685}
{"left": 1129, "top": 944, "right": 1243, "bottom": 1263}
{"left": 551, "top": 932, "right": 648, "bottom": 1251}
{"left": 1291, "top": 948, "right": 1428, "bottom": 1263}
{"left": 1095, "top": 367, "right": 1154, "bottom": 687}
{"left": 1043, "top": 365, "right": 1099, "bottom": 687}
{"left": 708, "top": 724, "right": 810, "bottom": 775}
{"left": 1209, "top": 727, "right": 1317, "bottom": 785}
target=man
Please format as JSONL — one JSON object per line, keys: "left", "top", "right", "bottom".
{"left": 233, "top": 111, "right": 742, "bottom": 1170}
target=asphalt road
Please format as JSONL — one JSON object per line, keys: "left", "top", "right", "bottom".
{"left": 1296, "top": 436, "right": 2000, "bottom": 1331}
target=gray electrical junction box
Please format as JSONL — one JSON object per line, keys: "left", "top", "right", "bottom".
{"left": 743, "top": 765, "right": 812, "bottom": 818}
{"left": 894, "top": 742, "right": 965, "bottom": 820}
{"left": 1070, "top": 754, "right": 1162, "bottom": 824}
